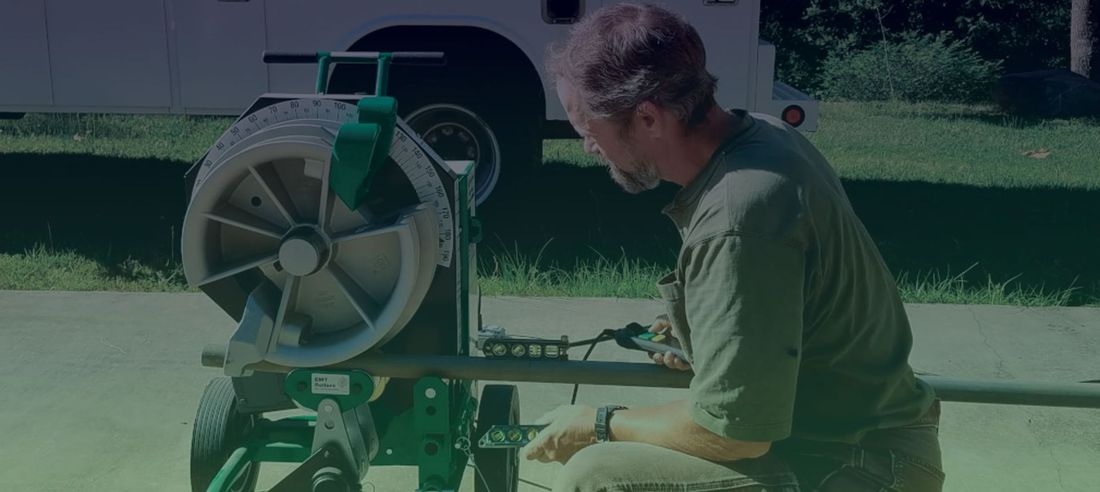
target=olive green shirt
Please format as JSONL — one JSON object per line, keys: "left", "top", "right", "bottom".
{"left": 658, "top": 111, "right": 934, "bottom": 444}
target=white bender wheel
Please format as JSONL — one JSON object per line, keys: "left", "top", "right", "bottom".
{"left": 182, "top": 98, "right": 452, "bottom": 368}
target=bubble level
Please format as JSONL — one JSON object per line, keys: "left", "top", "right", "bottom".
{"left": 477, "top": 424, "right": 549, "bottom": 449}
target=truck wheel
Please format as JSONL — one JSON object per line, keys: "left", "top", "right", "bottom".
{"left": 406, "top": 101, "right": 503, "bottom": 206}
{"left": 399, "top": 83, "right": 541, "bottom": 207}
{"left": 328, "top": 54, "right": 544, "bottom": 207}
{"left": 191, "top": 377, "right": 260, "bottom": 492}
{"left": 473, "top": 384, "right": 520, "bottom": 492}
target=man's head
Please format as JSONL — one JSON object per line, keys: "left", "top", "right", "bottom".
{"left": 547, "top": 3, "right": 719, "bottom": 193}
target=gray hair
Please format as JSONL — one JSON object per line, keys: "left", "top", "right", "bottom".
{"left": 547, "top": 2, "right": 719, "bottom": 129}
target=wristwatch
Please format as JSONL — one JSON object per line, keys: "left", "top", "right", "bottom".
{"left": 595, "top": 405, "right": 628, "bottom": 443}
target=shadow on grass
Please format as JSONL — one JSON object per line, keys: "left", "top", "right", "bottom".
{"left": 0, "top": 153, "right": 191, "bottom": 274}
{"left": 478, "top": 161, "right": 683, "bottom": 266}
{"left": 2, "top": 153, "right": 1097, "bottom": 305}
{"left": 483, "top": 161, "right": 1100, "bottom": 305}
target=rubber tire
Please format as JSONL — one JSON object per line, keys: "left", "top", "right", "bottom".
{"left": 191, "top": 377, "right": 260, "bottom": 492}
{"left": 392, "top": 71, "right": 542, "bottom": 208}
{"left": 473, "top": 384, "right": 520, "bottom": 492}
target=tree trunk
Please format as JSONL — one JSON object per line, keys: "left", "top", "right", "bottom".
{"left": 1071, "top": 0, "right": 1100, "bottom": 80}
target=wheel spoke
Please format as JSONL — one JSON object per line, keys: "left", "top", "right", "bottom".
{"left": 272, "top": 276, "right": 301, "bottom": 350}
{"left": 198, "top": 253, "right": 279, "bottom": 287}
{"left": 331, "top": 222, "right": 406, "bottom": 245}
{"left": 325, "top": 264, "right": 380, "bottom": 327}
{"left": 204, "top": 205, "right": 284, "bottom": 239}
{"left": 249, "top": 164, "right": 298, "bottom": 225}
{"left": 316, "top": 158, "right": 334, "bottom": 230}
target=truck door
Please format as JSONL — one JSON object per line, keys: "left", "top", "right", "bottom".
{"left": 45, "top": 0, "right": 173, "bottom": 111}
{"left": 172, "top": 0, "right": 268, "bottom": 114}
{"left": 0, "top": 0, "right": 53, "bottom": 110}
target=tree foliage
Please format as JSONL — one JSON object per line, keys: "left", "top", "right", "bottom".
{"left": 761, "top": 0, "right": 1071, "bottom": 95}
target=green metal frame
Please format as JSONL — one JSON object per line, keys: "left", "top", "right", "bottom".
{"left": 284, "top": 369, "right": 376, "bottom": 411}
{"left": 457, "top": 163, "right": 477, "bottom": 357}
{"left": 206, "top": 377, "right": 477, "bottom": 492}
{"left": 313, "top": 51, "right": 392, "bottom": 96}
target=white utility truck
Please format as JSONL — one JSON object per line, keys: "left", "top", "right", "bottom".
{"left": 0, "top": 0, "right": 817, "bottom": 203}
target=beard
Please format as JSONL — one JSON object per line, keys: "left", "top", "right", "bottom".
{"left": 603, "top": 154, "right": 661, "bottom": 194}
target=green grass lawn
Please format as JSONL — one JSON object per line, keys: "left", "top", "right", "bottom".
{"left": 0, "top": 112, "right": 226, "bottom": 160}
{"left": 546, "top": 102, "right": 1100, "bottom": 190}
{"left": 810, "top": 102, "right": 1100, "bottom": 190}
{"left": 2, "top": 102, "right": 1098, "bottom": 305}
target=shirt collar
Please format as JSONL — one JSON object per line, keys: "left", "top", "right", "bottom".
{"left": 661, "top": 110, "right": 758, "bottom": 223}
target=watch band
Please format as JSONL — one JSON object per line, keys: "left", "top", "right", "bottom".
{"left": 595, "top": 405, "right": 628, "bottom": 443}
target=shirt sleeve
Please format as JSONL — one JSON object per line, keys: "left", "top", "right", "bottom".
{"left": 682, "top": 233, "right": 805, "bottom": 442}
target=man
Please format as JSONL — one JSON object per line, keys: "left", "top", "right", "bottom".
{"left": 520, "top": 3, "right": 944, "bottom": 491}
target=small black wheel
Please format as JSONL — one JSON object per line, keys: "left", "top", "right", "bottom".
{"left": 191, "top": 377, "right": 260, "bottom": 492}
{"left": 473, "top": 384, "right": 520, "bottom": 492}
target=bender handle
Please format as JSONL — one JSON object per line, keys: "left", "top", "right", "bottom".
{"left": 262, "top": 51, "right": 446, "bottom": 65}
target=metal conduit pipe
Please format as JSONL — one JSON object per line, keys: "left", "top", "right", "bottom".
{"left": 202, "top": 346, "right": 1100, "bottom": 409}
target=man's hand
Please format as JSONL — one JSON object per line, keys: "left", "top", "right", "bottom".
{"left": 521, "top": 404, "right": 597, "bottom": 464}
{"left": 648, "top": 316, "right": 691, "bottom": 371}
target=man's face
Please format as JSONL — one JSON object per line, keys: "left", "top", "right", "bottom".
{"left": 557, "top": 82, "right": 661, "bottom": 194}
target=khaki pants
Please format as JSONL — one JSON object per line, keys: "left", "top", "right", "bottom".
{"left": 553, "top": 401, "right": 944, "bottom": 492}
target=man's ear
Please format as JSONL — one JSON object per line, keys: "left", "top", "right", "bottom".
{"left": 635, "top": 101, "right": 663, "bottom": 137}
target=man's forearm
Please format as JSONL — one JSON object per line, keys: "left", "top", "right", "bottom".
{"left": 608, "top": 400, "right": 770, "bottom": 462}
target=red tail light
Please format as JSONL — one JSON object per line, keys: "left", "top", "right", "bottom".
{"left": 782, "top": 105, "right": 806, "bottom": 127}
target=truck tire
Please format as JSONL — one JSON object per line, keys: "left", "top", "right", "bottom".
{"left": 396, "top": 73, "right": 541, "bottom": 208}
{"left": 330, "top": 62, "right": 542, "bottom": 207}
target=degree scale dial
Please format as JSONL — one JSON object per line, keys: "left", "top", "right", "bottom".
{"left": 182, "top": 97, "right": 456, "bottom": 367}
{"left": 193, "top": 98, "right": 454, "bottom": 267}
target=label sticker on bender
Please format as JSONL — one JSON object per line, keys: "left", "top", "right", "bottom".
{"left": 312, "top": 373, "right": 351, "bottom": 396}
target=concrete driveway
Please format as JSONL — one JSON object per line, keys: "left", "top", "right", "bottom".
{"left": 0, "top": 291, "right": 1097, "bottom": 491}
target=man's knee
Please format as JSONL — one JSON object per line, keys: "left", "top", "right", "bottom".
{"left": 553, "top": 444, "right": 630, "bottom": 492}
